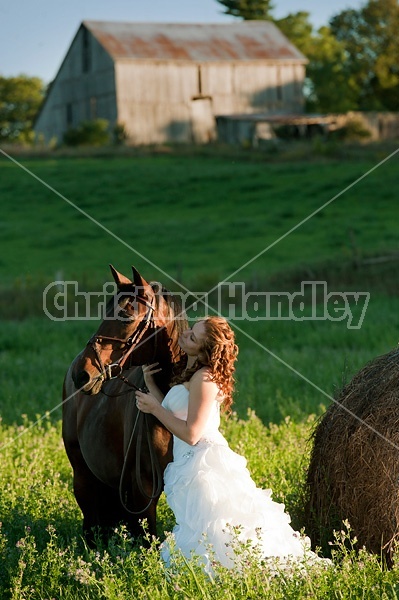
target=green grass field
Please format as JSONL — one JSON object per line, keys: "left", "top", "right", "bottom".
{"left": 1, "top": 143, "right": 399, "bottom": 598}
{"left": 1, "top": 144, "right": 399, "bottom": 289}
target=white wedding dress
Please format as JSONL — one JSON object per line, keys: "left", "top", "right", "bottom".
{"left": 160, "top": 384, "right": 327, "bottom": 572}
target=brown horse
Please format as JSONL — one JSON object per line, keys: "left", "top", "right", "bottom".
{"left": 62, "top": 265, "right": 187, "bottom": 543}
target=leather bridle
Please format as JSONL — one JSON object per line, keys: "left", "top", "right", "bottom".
{"left": 87, "top": 295, "right": 155, "bottom": 385}
{"left": 87, "top": 294, "right": 164, "bottom": 514}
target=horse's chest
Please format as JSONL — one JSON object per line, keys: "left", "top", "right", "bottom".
{"left": 78, "top": 403, "right": 124, "bottom": 487}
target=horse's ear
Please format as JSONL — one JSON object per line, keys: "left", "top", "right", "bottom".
{"left": 131, "top": 266, "right": 150, "bottom": 289}
{"left": 109, "top": 264, "right": 132, "bottom": 288}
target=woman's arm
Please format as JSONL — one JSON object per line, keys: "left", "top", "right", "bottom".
{"left": 135, "top": 369, "right": 218, "bottom": 446}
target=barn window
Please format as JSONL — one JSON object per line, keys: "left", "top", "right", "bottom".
{"left": 66, "top": 103, "right": 73, "bottom": 127}
{"left": 82, "top": 28, "right": 91, "bottom": 73}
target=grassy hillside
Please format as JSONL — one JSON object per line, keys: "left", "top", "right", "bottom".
{"left": 1, "top": 147, "right": 398, "bottom": 291}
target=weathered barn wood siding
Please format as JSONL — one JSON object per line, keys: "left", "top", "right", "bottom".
{"left": 115, "top": 61, "right": 306, "bottom": 144}
{"left": 35, "top": 27, "right": 117, "bottom": 143}
{"left": 201, "top": 62, "right": 305, "bottom": 114}
{"left": 116, "top": 61, "right": 199, "bottom": 144}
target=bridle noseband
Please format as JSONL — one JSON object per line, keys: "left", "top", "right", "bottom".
{"left": 87, "top": 295, "right": 155, "bottom": 387}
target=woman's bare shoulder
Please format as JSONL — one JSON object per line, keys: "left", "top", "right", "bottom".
{"left": 188, "top": 367, "right": 219, "bottom": 395}
{"left": 190, "top": 367, "right": 213, "bottom": 383}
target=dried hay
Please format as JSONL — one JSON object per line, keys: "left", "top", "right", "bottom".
{"left": 305, "top": 347, "right": 399, "bottom": 565}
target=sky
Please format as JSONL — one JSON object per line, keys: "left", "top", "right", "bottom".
{"left": 2, "top": 0, "right": 365, "bottom": 84}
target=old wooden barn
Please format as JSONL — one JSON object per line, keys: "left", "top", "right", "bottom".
{"left": 34, "top": 20, "right": 307, "bottom": 145}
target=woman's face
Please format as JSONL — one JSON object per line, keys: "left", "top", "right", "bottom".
{"left": 178, "top": 320, "right": 206, "bottom": 357}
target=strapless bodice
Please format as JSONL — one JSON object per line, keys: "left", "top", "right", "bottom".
{"left": 162, "top": 384, "right": 227, "bottom": 459}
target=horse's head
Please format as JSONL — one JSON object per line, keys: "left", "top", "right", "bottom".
{"left": 71, "top": 265, "right": 186, "bottom": 395}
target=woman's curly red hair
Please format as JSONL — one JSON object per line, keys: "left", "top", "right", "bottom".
{"left": 172, "top": 316, "right": 238, "bottom": 414}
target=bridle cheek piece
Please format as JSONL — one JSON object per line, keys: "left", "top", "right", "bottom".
{"left": 87, "top": 296, "right": 155, "bottom": 389}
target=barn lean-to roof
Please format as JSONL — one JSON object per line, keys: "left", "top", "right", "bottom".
{"left": 83, "top": 20, "right": 307, "bottom": 63}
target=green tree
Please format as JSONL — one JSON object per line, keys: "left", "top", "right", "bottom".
{"left": 274, "top": 11, "right": 314, "bottom": 57}
{"left": 215, "top": 4, "right": 358, "bottom": 112}
{"left": 215, "top": 0, "right": 274, "bottom": 19}
{"left": 275, "top": 12, "right": 353, "bottom": 112}
{"left": 330, "top": 0, "right": 399, "bottom": 110}
{"left": 305, "top": 26, "right": 359, "bottom": 113}
{"left": 0, "top": 75, "right": 45, "bottom": 142}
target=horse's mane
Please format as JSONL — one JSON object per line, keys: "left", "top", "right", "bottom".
{"left": 103, "top": 282, "right": 187, "bottom": 364}
{"left": 150, "top": 282, "right": 187, "bottom": 363}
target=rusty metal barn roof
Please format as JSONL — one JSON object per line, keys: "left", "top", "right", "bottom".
{"left": 83, "top": 21, "right": 307, "bottom": 63}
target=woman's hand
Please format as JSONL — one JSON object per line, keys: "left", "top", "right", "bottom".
{"left": 135, "top": 390, "right": 161, "bottom": 414}
{"left": 142, "top": 362, "right": 162, "bottom": 388}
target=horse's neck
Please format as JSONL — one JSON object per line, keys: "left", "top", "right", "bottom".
{"left": 153, "top": 359, "right": 173, "bottom": 395}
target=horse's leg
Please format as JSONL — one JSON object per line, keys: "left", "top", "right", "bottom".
{"left": 121, "top": 476, "right": 159, "bottom": 542}
{"left": 144, "top": 498, "right": 158, "bottom": 539}
{"left": 75, "top": 463, "right": 119, "bottom": 541}
{"left": 124, "top": 422, "right": 172, "bottom": 543}
{"left": 64, "top": 441, "right": 114, "bottom": 542}
{"left": 70, "top": 442, "right": 158, "bottom": 543}
{"left": 63, "top": 380, "right": 131, "bottom": 544}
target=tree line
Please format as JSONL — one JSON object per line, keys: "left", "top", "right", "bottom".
{"left": 1, "top": 0, "right": 398, "bottom": 143}
{"left": 217, "top": 0, "right": 399, "bottom": 112}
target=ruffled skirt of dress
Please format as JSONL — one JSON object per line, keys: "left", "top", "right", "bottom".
{"left": 160, "top": 438, "right": 324, "bottom": 573}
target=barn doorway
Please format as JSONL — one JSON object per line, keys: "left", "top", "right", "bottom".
{"left": 190, "top": 97, "right": 215, "bottom": 143}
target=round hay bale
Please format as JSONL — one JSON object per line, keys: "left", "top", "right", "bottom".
{"left": 305, "top": 347, "right": 399, "bottom": 565}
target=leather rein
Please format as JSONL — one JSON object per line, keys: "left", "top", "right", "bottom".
{"left": 87, "top": 295, "right": 164, "bottom": 515}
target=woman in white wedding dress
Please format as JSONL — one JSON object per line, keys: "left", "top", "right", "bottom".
{"left": 135, "top": 316, "right": 328, "bottom": 573}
